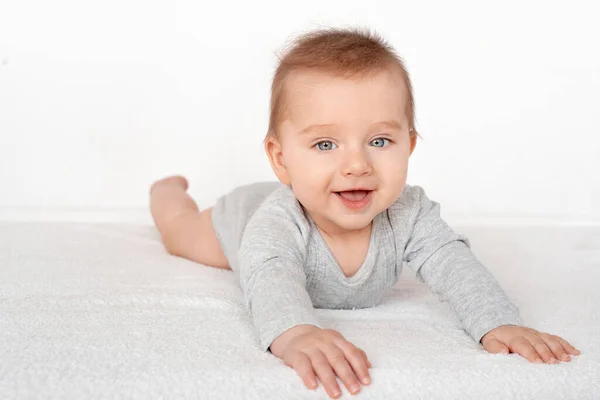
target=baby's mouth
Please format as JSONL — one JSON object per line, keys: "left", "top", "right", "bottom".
{"left": 335, "top": 190, "right": 372, "bottom": 201}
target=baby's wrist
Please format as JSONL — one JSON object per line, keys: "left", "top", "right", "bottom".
{"left": 269, "top": 324, "right": 321, "bottom": 357}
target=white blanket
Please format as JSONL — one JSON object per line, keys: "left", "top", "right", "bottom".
{"left": 1, "top": 222, "right": 598, "bottom": 399}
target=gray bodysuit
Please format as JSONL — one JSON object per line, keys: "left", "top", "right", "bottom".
{"left": 212, "top": 182, "right": 522, "bottom": 351}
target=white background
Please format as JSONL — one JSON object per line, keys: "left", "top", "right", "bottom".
{"left": 1, "top": 0, "right": 598, "bottom": 225}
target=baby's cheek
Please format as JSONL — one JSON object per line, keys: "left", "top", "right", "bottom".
{"left": 288, "top": 179, "right": 320, "bottom": 205}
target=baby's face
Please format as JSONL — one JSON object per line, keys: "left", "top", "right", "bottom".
{"left": 268, "top": 68, "right": 416, "bottom": 234}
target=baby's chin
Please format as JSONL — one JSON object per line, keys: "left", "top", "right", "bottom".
{"left": 329, "top": 213, "right": 377, "bottom": 232}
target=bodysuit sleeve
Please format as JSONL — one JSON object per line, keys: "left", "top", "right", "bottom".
{"left": 238, "top": 187, "right": 322, "bottom": 351}
{"left": 390, "top": 185, "right": 523, "bottom": 343}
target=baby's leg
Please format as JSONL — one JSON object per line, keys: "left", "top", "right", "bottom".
{"left": 150, "top": 176, "right": 231, "bottom": 270}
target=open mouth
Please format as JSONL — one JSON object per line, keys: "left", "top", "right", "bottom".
{"left": 334, "top": 190, "right": 373, "bottom": 210}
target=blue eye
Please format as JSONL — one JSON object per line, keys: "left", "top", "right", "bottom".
{"left": 315, "top": 141, "right": 337, "bottom": 151}
{"left": 369, "top": 138, "right": 389, "bottom": 148}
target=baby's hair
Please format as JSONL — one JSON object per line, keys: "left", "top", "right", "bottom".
{"left": 266, "top": 26, "right": 417, "bottom": 139}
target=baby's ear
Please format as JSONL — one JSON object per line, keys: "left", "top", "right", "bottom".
{"left": 264, "top": 135, "right": 291, "bottom": 185}
{"left": 409, "top": 133, "right": 417, "bottom": 155}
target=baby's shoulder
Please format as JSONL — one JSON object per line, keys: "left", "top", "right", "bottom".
{"left": 383, "top": 184, "right": 432, "bottom": 229}
{"left": 255, "top": 182, "right": 302, "bottom": 211}
{"left": 388, "top": 184, "right": 428, "bottom": 211}
{"left": 239, "top": 182, "right": 311, "bottom": 243}
{"left": 236, "top": 182, "right": 307, "bottom": 224}
{"left": 225, "top": 181, "right": 282, "bottom": 201}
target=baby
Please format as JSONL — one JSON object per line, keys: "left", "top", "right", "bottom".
{"left": 150, "top": 27, "right": 580, "bottom": 398}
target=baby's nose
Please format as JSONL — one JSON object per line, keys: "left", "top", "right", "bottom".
{"left": 341, "top": 150, "right": 372, "bottom": 176}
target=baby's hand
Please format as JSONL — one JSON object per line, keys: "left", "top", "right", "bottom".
{"left": 272, "top": 326, "right": 372, "bottom": 399}
{"left": 481, "top": 325, "right": 581, "bottom": 364}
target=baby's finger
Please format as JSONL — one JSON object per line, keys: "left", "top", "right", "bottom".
{"left": 354, "top": 347, "right": 371, "bottom": 368}
{"left": 290, "top": 352, "right": 318, "bottom": 389}
{"left": 358, "top": 348, "right": 372, "bottom": 368}
{"left": 322, "top": 345, "right": 362, "bottom": 395}
{"left": 309, "top": 350, "right": 342, "bottom": 399}
{"left": 557, "top": 336, "right": 581, "bottom": 355}
{"left": 483, "top": 337, "right": 510, "bottom": 354}
{"left": 361, "top": 349, "right": 373, "bottom": 369}
{"left": 528, "top": 335, "right": 558, "bottom": 363}
{"left": 539, "top": 334, "right": 571, "bottom": 362}
{"left": 509, "top": 337, "right": 543, "bottom": 363}
{"left": 334, "top": 340, "right": 371, "bottom": 384}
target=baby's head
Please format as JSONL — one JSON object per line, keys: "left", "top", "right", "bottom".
{"left": 264, "top": 27, "right": 418, "bottom": 234}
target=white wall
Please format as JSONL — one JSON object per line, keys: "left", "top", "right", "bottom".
{"left": 1, "top": 0, "right": 599, "bottom": 224}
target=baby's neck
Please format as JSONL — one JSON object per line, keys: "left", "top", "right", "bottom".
{"left": 307, "top": 213, "right": 373, "bottom": 244}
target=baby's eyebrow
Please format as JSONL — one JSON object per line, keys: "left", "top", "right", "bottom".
{"left": 298, "top": 120, "right": 403, "bottom": 135}
{"left": 298, "top": 124, "right": 336, "bottom": 135}
{"left": 375, "top": 120, "right": 403, "bottom": 131}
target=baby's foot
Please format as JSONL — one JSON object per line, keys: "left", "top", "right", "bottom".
{"left": 150, "top": 175, "right": 189, "bottom": 194}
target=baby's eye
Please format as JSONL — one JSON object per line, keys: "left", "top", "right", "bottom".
{"left": 369, "top": 138, "right": 390, "bottom": 148}
{"left": 315, "top": 141, "right": 337, "bottom": 151}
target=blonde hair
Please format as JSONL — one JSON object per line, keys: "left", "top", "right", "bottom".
{"left": 266, "top": 27, "right": 417, "bottom": 139}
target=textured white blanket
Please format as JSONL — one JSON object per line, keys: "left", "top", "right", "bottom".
{"left": 0, "top": 222, "right": 598, "bottom": 399}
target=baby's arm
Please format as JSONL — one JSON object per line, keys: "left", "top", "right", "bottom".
{"left": 239, "top": 192, "right": 371, "bottom": 398}
{"left": 238, "top": 208, "right": 319, "bottom": 351}
{"left": 149, "top": 176, "right": 229, "bottom": 269}
{"left": 398, "top": 186, "right": 522, "bottom": 342}
{"left": 396, "top": 186, "right": 579, "bottom": 363}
